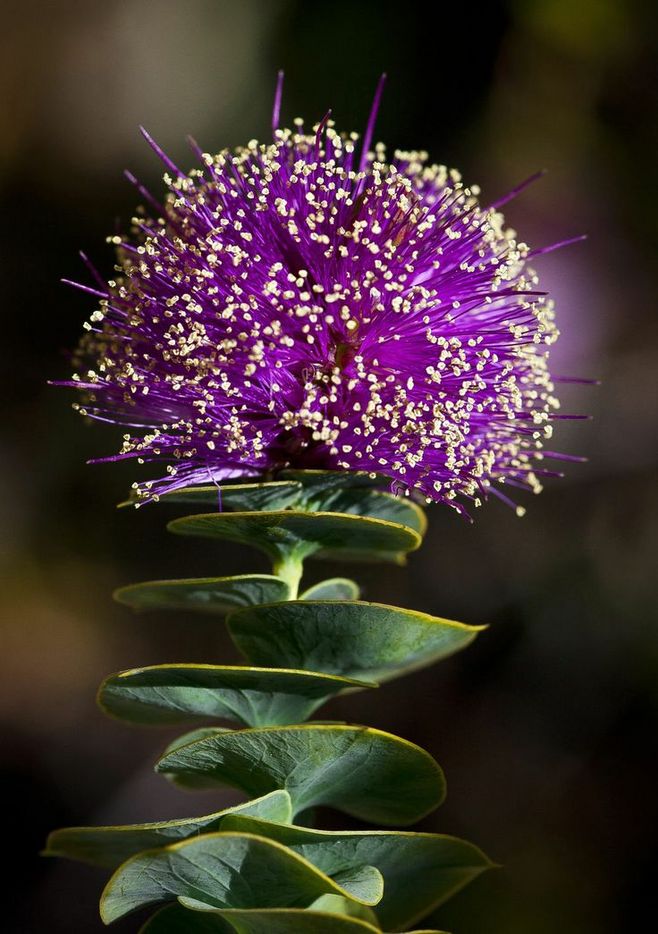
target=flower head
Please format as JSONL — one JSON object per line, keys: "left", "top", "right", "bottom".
{"left": 64, "top": 77, "right": 572, "bottom": 515}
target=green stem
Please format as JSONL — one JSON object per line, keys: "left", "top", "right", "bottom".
{"left": 272, "top": 553, "right": 304, "bottom": 599}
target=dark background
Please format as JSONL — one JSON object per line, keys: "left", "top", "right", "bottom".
{"left": 2, "top": 1, "right": 657, "bottom": 931}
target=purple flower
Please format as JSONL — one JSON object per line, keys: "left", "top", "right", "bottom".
{"left": 62, "top": 76, "right": 579, "bottom": 515}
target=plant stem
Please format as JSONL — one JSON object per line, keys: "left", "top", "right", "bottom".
{"left": 272, "top": 553, "right": 304, "bottom": 599}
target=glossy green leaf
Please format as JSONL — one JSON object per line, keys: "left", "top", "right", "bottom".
{"left": 229, "top": 600, "right": 483, "bottom": 685}
{"left": 316, "top": 865, "right": 382, "bottom": 908}
{"left": 150, "top": 473, "right": 424, "bottom": 533}
{"left": 301, "top": 489, "right": 427, "bottom": 536}
{"left": 140, "top": 903, "right": 451, "bottom": 934}
{"left": 219, "top": 816, "right": 493, "bottom": 930}
{"left": 167, "top": 511, "right": 421, "bottom": 566}
{"left": 280, "top": 469, "right": 390, "bottom": 497}
{"left": 192, "top": 893, "right": 449, "bottom": 933}
{"left": 140, "top": 903, "right": 383, "bottom": 933}
{"left": 282, "top": 471, "right": 426, "bottom": 535}
{"left": 156, "top": 724, "right": 445, "bottom": 825}
{"left": 181, "top": 898, "right": 381, "bottom": 930}
{"left": 140, "top": 905, "right": 232, "bottom": 933}
{"left": 143, "top": 481, "right": 303, "bottom": 512}
{"left": 306, "top": 894, "right": 380, "bottom": 924}
{"left": 100, "top": 831, "right": 381, "bottom": 923}
{"left": 98, "top": 664, "right": 374, "bottom": 728}
{"left": 114, "top": 575, "right": 291, "bottom": 614}
{"left": 300, "top": 578, "right": 361, "bottom": 601}
{"left": 43, "top": 790, "right": 292, "bottom": 870}
{"left": 159, "top": 727, "right": 229, "bottom": 776}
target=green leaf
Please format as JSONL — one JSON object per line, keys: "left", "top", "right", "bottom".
{"left": 162, "top": 726, "right": 228, "bottom": 757}
{"left": 140, "top": 905, "right": 232, "bottom": 933}
{"left": 281, "top": 472, "right": 426, "bottom": 533}
{"left": 229, "top": 600, "right": 484, "bottom": 685}
{"left": 307, "top": 894, "right": 380, "bottom": 924}
{"left": 98, "top": 664, "right": 375, "bottom": 728}
{"left": 279, "top": 469, "right": 390, "bottom": 497}
{"left": 114, "top": 575, "right": 291, "bottom": 614}
{"left": 156, "top": 724, "right": 445, "bottom": 825}
{"left": 300, "top": 578, "right": 361, "bottom": 601}
{"left": 323, "top": 867, "right": 383, "bottom": 909}
{"left": 139, "top": 481, "right": 303, "bottom": 512}
{"left": 300, "top": 489, "right": 427, "bottom": 536}
{"left": 140, "top": 903, "right": 452, "bottom": 934}
{"left": 219, "top": 816, "right": 493, "bottom": 930}
{"left": 140, "top": 903, "right": 383, "bottom": 933}
{"left": 43, "top": 790, "right": 292, "bottom": 870}
{"left": 167, "top": 511, "right": 421, "bottom": 566}
{"left": 100, "top": 831, "right": 381, "bottom": 923}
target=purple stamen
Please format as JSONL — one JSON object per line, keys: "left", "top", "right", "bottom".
{"left": 529, "top": 234, "right": 588, "bottom": 257}
{"left": 315, "top": 109, "right": 332, "bottom": 153}
{"left": 139, "top": 126, "right": 184, "bottom": 177}
{"left": 490, "top": 170, "right": 546, "bottom": 209}
{"left": 272, "top": 70, "right": 285, "bottom": 131}
{"left": 358, "top": 73, "right": 387, "bottom": 176}
{"left": 57, "top": 84, "right": 586, "bottom": 517}
{"left": 61, "top": 279, "right": 108, "bottom": 298}
{"left": 124, "top": 170, "right": 164, "bottom": 215}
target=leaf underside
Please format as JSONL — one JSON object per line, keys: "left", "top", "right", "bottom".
{"left": 45, "top": 791, "right": 292, "bottom": 870}
{"left": 139, "top": 902, "right": 451, "bottom": 934}
{"left": 156, "top": 724, "right": 445, "bottom": 825}
{"left": 99, "top": 664, "right": 374, "bottom": 728}
{"left": 100, "top": 831, "right": 383, "bottom": 923}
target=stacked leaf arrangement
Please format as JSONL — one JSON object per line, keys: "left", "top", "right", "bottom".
{"left": 46, "top": 469, "right": 493, "bottom": 932}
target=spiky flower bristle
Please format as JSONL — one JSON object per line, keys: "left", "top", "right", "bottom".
{"left": 64, "top": 84, "right": 572, "bottom": 516}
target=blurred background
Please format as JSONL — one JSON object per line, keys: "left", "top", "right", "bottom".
{"left": 2, "top": 0, "right": 657, "bottom": 931}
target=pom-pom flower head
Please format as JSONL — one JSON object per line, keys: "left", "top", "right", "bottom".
{"left": 65, "top": 76, "right": 575, "bottom": 516}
